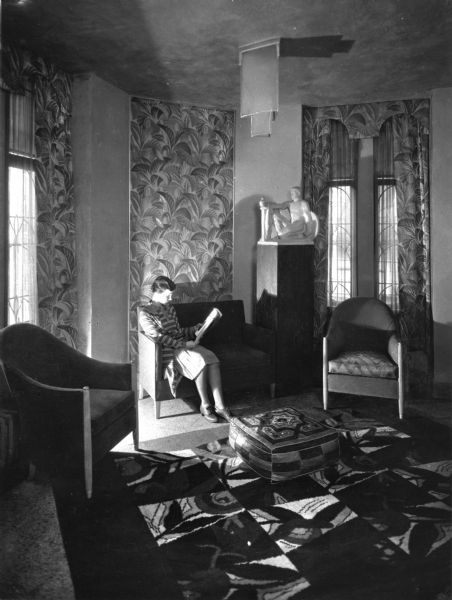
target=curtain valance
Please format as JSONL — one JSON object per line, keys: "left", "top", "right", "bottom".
{"left": 307, "top": 99, "right": 430, "bottom": 139}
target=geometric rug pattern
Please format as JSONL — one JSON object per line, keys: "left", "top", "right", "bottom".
{"left": 115, "top": 409, "right": 452, "bottom": 600}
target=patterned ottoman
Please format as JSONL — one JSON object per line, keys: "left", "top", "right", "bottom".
{"left": 229, "top": 406, "right": 340, "bottom": 482}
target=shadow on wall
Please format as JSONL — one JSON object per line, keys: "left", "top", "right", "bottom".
{"left": 433, "top": 320, "right": 452, "bottom": 399}
{"left": 234, "top": 194, "right": 274, "bottom": 320}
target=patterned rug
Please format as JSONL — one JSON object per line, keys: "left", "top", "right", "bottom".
{"left": 113, "top": 408, "right": 452, "bottom": 600}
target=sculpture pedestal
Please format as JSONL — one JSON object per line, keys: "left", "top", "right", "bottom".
{"left": 256, "top": 242, "right": 314, "bottom": 396}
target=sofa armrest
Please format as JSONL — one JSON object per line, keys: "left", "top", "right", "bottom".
{"left": 242, "top": 323, "right": 275, "bottom": 355}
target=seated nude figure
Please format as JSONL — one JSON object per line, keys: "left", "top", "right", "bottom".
{"left": 259, "top": 186, "right": 318, "bottom": 243}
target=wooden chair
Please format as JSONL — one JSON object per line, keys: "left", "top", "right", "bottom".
{"left": 323, "top": 297, "right": 404, "bottom": 419}
{"left": 0, "top": 323, "right": 138, "bottom": 498}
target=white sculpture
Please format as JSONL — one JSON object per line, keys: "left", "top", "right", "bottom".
{"left": 259, "top": 186, "right": 318, "bottom": 245}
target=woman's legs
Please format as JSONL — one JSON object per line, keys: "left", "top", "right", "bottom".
{"left": 194, "top": 368, "right": 211, "bottom": 410}
{"left": 207, "top": 363, "right": 226, "bottom": 410}
{"left": 195, "top": 363, "right": 230, "bottom": 420}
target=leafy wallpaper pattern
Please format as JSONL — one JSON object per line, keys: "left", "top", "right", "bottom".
{"left": 129, "top": 98, "right": 234, "bottom": 356}
{"left": 303, "top": 99, "right": 432, "bottom": 394}
{"left": 3, "top": 44, "right": 78, "bottom": 348}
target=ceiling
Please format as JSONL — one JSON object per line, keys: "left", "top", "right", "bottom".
{"left": 3, "top": 0, "right": 452, "bottom": 109}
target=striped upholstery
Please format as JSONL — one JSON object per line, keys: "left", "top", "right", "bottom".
{"left": 329, "top": 350, "right": 398, "bottom": 378}
{"left": 229, "top": 407, "right": 340, "bottom": 482}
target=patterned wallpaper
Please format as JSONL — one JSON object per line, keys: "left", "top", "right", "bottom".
{"left": 129, "top": 98, "right": 234, "bottom": 356}
{"left": 3, "top": 44, "right": 78, "bottom": 348}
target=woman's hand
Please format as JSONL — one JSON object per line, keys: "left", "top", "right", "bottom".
{"left": 186, "top": 340, "right": 197, "bottom": 349}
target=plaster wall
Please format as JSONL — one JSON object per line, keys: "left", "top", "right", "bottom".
{"left": 233, "top": 104, "right": 302, "bottom": 320}
{"left": 72, "top": 74, "right": 130, "bottom": 362}
{"left": 431, "top": 87, "right": 452, "bottom": 399}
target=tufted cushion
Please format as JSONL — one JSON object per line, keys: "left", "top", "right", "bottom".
{"left": 229, "top": 407, "right": 340, "bottom": 482}
{"left": 329, "top": 351, "right": 397, "bottom": 378}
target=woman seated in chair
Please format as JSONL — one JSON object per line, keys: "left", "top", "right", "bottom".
{"left": 139, "top": 276, "right": 231, "bottom": 423}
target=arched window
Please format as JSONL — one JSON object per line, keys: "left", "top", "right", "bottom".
{"left": 327, "top": 120, "right": 357, "bottom": 307}
{"left": 375, "top": 119, "right": 399, "bottom": 310}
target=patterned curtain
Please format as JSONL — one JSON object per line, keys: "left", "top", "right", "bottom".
{"left": 2, "top": 43, "right": 78, "bottom": 348}
{"left": 392, "top": 109, "right": 432, "bottom": 395}
{"left": 302, "top": 110, "right": 331, "bottom": 348}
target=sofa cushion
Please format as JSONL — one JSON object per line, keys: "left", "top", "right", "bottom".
{"left": 329, "top": 350, "right": 397, "bottom": 378}
{"left": 174, "top": 300, "right": 244, "bottom": 345}
{"left": 90, "top": 389, "right": 135, "bottom": 436}
{"left": 207, "top": 343, "right": 272, "bottom": 371}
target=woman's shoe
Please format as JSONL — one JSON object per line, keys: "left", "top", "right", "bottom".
{"left": 215, "top": 407, "right": 232, "bottom": 422}
{"left": 200, "top": 405, "right": 218, "bottom": 423}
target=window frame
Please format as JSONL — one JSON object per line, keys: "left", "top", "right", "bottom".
{"left": 327, "top": 177, "right": 357, "bottom": 308}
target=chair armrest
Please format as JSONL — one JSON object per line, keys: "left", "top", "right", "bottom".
{"left": 242, "top": 323, "right": 275, "bottom": 355}
{"left": 388, "top": 334, "right": 402, "bottom": 364}
{"left": 5, "top": 366, "right": 86, "bottom": 465}
{"left": 325, "top": 326, "right": 345, "bottom": 360}
{"left": 138, "top": 331, "right": 162, "bottom": 399}
{"left": 74, "top": 358, "right": 132, "bottom": 391}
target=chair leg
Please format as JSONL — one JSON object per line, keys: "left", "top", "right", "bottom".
{"left": 322, "top": 337, "right": 329, "bottom": 410}
{"left": 155, "top": 399, "right": 161, "bottom": 420}
{"left": 398, "top": 380, "right": 404, "bottom": 419}
{"left": 270, "top": 383, "right": 276, "bottom": 399}
{"left": 84, "top": 461, "right": 93, "bottom": 499}
{"left": 132, "top": 427, "right": 139, "bottom": 450}
{"left": 398, "top": 342, "right": 404, "bottom": 419}
{"left": 323, "top": 385, "right": 328, "bottom": 411}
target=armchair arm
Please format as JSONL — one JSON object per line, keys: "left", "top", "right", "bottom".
{"left": 5, "top": 366, "right": 86, "bottom": 467}
{"left": 388, "top": 333, "right": 402, "bottom": 364}
{"left": 242, "top": 323, "right": 275, "bottom": 355}
{"left": 70, "top": 357, "right": 132, "bottom": 391}
{"left": 137, "top": 330, "right": 162, "bottom": 400}
{"left": 324, "top": 325, "right": 345, "bottom": 360}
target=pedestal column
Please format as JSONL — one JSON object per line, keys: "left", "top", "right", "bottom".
{"left": 256, "top": 243, "right": 314, "bottom": 396}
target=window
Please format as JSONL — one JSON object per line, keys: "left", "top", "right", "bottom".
{"left": 327, "top": 120, "right": 357, "bottom": 307}
{"left": 8, "top": 92, "right": 38, "bottom": 325}
{"left": 327, "top": 118, "right": 399, "bottom": 311}
{"left": 328, "top": 184, "right": 355, "bottom": 307}
{"left": 375, "top": 119, "right": 399, "bottom": 311}
{"left": 376, "top": 181, "right": 399, "bottom": 310}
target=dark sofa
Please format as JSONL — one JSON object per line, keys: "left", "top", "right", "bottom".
{"left": 137, "top": 299, "right": 275, "bottom": 418}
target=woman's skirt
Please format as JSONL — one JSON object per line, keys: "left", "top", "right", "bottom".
{"left": 173, "top": 344, "right": 219, "bottom": 380}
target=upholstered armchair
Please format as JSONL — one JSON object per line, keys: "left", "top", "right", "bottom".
{"left": 0, "top": 323, "right": 138, "bottom": 498}
{"left": 323, "top": 297, "right": 404, "bottom": 419}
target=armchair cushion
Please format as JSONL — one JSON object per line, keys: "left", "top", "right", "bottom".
{"left": 328, "top": 350, "right": 398, "bottom": 379}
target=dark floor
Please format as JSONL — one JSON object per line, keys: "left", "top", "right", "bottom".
{"left": 0, "top": 389, "right": 451, "bottom": 600}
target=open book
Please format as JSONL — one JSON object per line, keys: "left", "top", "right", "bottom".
{"left": 194, "top": 308, "right": 222, "bottom": 345}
